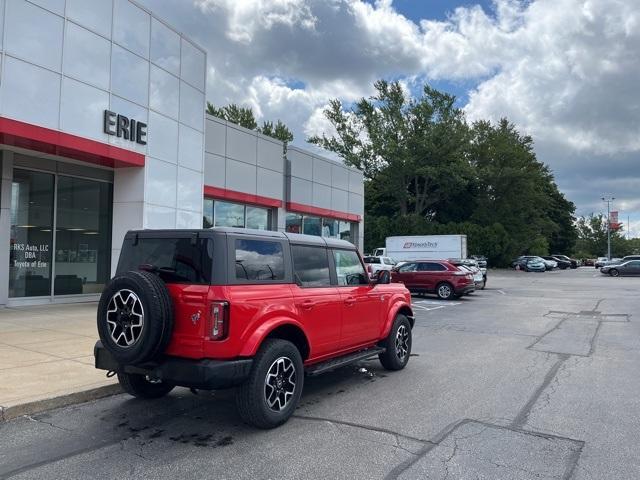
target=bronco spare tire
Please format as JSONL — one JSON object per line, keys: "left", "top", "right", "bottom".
{"left": 97, "top": 270, "right": 173, "bottom": 364}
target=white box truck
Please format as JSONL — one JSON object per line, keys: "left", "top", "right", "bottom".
{"left": 379, "top": 235, "right": 468, "bottom": 262}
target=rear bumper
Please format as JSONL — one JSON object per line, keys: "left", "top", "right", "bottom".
{"left": 456, "top": 284, "right": 476, "bottom": 295}
{"left": 94, "top": 341, "right": 253, "bottom": 390}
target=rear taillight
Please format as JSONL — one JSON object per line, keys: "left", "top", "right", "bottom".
{"left": 207, "top": 301, "right": 229, "bottom": 340}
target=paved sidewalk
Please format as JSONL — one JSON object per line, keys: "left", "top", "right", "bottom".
{"left": 0, "top": 302, "right": 119, "bottom": 421}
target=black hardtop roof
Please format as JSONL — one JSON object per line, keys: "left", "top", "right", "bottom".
{"left": 124, "top": 227, "right": 356, "bottom": 250}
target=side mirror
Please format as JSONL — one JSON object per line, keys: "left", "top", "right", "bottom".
{"left": 375, "top": 270, "right": 391, "bottom": 285}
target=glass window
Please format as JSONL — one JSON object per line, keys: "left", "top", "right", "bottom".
{"left": 147, "top": 111, "right": 179, "bottom": 163}
{"left": 180, "top": 38, "right": 206, "bottom": 91}
{"left": 111, "top": 44, "right": 149, "bottom": 106}
{"left": 214, "top": 201, "right": 245, "bottom": 228}
{"left": 246, "top": 206, "right": 269, "bottom": 230}
{"left": 383, "top": 258, "right": 395, "bottom": 265}
{"left": 363, "top": 257, "right": 381, "bottom": 264}
{"left": 419, "top": 262, "right": 447, "bottom": 271}
{"left": 5, "top": 0, "right": 63, "bottom": 71}
{"left": 150, "top": 18, "right": 180, "bottom": 76}
{"left": 285, "top": 213, "right": 302, "bottom": 234}
{"left": 9, "top": 170, "right": 55, "bottom": 297}
{"left": 203, "top": 198, "right": 214, "bottom": 229}
{"left": 63, "top": 22, "right": 111, "bottom": 90}
{"left": 113, "top": 0, "right": 150, "bottom": 58}
{"left": 303, "top": 216, "right": 321, "bottom": 236}
{"left": 292, "top": 245, "right": 331, "bottom": 287}
{"left": 180, "top": 81, "right": 205, "bottom": 131}
{"left": 67, "top": 0, "right": 113, "bottom": 38}
{"left": 338, "top": 221, "right": 351, "bottom": 242}
{"left": 178, "top": 125, "right": 204, "bottom": 172}
{"left": 333, "top": 249, "right": 367, "bottom": 286}
{"left": 150, "top": 65, "right": 179, "bottom": 119}
{"left": 234, "top": 240, "right": 285, "bottom": 281}
{"left": 54, "top": 177, "right": 112, "bottom": 295}
{"left": 60, "top": 77, "right": 110, "bottom": 142}
{"left": 398, "top": 263, "right": 417, "bottom": 272}
{"left": 117, "top": 237, "right": 213, "bottom": 284}
{"left": 3, "top": 57, "right": 61, "bottom": 130}
{"left": 322, "top": 218, "right": 338, "bottom": 238}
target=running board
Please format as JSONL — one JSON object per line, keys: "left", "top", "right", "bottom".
{"left": 305, "top": 347, "right": 385, "bottom": 376}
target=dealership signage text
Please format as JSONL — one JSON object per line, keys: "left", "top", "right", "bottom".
{"left": 103, "top": 110, "right": 147, "bottom": 145}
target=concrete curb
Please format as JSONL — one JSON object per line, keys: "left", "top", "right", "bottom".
{"left": 0, "top": 384, "right": 122, "bottom": 423}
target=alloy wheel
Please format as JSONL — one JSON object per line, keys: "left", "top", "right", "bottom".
{"left": 395, "top": 325, "right": 410, "bottom": 361}
{"left": 438, "top": 284, "right": 451, "bottom": 299}
{"left": 106, "top": 289, "right": 144, "bottom": 347}
{"left": 264, "top": 356, "right": 296, "bottom": 412}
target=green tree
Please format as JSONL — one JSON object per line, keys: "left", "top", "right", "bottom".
{"left": 206, "top": 102, "right": 294, "bottom": 147}
{"left": 206, "top": 102, "right": 257, "bottom": 130}
{"left": 575, "top": 213, "right": 629, "bottom": 257}
{"left": 309, "top": 80, "right": 471, "bottom": 218}
{"left": 259, "top": 120, "right": 294, "bottom": 147}
{"left": 310, "top": 79, "right": 578, "bottom": 266}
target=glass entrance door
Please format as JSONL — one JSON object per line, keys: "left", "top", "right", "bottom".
{"left": 9, "top": 170, "right": 55, "bottom": 297}
{"left": 9, "top": 168, "right": 113, "bottom": 300}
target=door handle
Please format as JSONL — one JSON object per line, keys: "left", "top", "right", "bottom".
{"left": 344, "top": 297, "right": 356, "bottom": 307}
{"left": 298, "top": 300, "right": 315, "bottom": 310}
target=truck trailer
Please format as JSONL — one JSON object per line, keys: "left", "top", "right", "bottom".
{"left": 378, "top": 235, "right": 468, "bottom": 262}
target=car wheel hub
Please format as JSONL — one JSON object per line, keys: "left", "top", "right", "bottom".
{"left": 106, "top": 289, "right": 144, "bottom": 348}
{"left": 265, "top": 357, "right": 296, "bottom": 412}
{"left": 395, "top": 325, "right": 410, "bottom": 361}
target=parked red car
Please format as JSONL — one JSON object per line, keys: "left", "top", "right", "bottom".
{"left": 94, "top": 228, "right": 414, "bottom": 429}
{"left": 390, "top": 259, "right": 475, "bottom": 300}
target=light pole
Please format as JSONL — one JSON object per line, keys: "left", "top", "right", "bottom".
{"left": 602, "top": 196, "right": 615, "bottom": 260}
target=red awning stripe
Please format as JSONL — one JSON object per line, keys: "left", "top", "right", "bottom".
{"left": 0, "top": 116, "right": 145, "bottom": 168}
{"left": 204, "top": 185, "right": 283, "bottom": 208}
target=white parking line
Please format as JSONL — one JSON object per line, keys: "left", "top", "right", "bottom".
{"left": 497, "top": 290, "right": 506, "bottom": 295}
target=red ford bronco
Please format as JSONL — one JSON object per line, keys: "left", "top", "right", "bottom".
{"left": 94, "top": 228, "right": 414, "bottom": 428}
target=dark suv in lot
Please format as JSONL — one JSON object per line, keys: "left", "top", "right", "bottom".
{"left": 94, "top": 228, "right": 413, "bottom": 428}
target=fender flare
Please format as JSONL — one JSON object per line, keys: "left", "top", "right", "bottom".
{"left": 239, "top": 316, "right": 310, "bottom": 358}
{"left": 381, "top": 300, "right": 414, "bottom": 339}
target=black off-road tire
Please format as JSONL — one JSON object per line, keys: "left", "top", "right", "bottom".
{"left": 97, "top": 270, "right": 173, "bottom": 365}
{"left": 117, "top": 372, "right": 175, "bottom": 399}
{"left": 379, "top": 314, "right": 412, "bottom": 371}
{"left": 236, "top": 339, "right": 304, "bottom": 429}
{"left": 436, "top": 282, "right": 454, "bottom": 300}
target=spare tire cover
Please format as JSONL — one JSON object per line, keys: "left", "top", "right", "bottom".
{"left": 97, "top": 270, "right": 173, "bottom": 364}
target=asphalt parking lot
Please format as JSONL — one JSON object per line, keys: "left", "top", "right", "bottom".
{"left": 1, "top": 267, "right": 639, "bottom": 479}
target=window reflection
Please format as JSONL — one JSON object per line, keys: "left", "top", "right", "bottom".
{"left": 150, "top": 18, "right": 180, "bottom": 75}
{"left": 303, "top": 216, "right": 321, "bottom": 236}
{"left": 9, "top": 170, "right": 54, "bottom": 297}
{"left": 54, "top": 177, "right": 112, "bottom": 295}
{"left": 214, "top": 201, "right": 245, "bottom": 228}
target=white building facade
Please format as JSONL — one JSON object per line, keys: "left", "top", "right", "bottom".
{"left": 0, "top": 0, "right": 364, "bottom": 307}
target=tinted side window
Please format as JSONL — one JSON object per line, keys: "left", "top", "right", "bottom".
{"left": 117, "top": 237, "right": 213, "bottom": 284}
{"left": 235, "top": 239, "right": 285, "bottom": 281}
{"left": 291, "top": 245, "right": 331, "bottom": 287}
{"left": 398, "top": 263, "right": 417, "bottom": 272}
{"left": 333, "top": 249, "right": 367, "bottom": 286}
{"left": 420, "top": 262, "right": 446, "bottom": 271}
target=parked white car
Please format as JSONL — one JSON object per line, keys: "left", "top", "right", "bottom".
{"left": 363, "top": 256, "right": 396, "bottom": 276}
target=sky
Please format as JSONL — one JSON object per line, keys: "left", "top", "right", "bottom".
{"left": 138, "top": 0, "right": 640, "bottom": 237}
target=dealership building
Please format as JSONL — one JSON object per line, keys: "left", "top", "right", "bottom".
{"left": 0, "top": 0, "right": 364, "bottom": 307}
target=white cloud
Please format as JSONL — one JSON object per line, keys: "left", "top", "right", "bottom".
{"left": 138, "top": 0, "right": 640, "bottom": 232}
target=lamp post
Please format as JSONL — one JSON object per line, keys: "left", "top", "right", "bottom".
{"left": 602, "top": 196, "right": 615, "bottom": 260}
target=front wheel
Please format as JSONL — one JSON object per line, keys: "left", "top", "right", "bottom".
{"left": 236, "top": 339, "right": 303, "bottom": 429}
{"left": 609, "top": 269, "right": 619, "bottom": 277}
{"left": 117, "top": 372, "right": 174, "bottom": 399}
{"left": 436, "top": 282, "right": 454, "bottom": 300}
{"left": 379, "top": 315, "right": 412, "bottom": 370}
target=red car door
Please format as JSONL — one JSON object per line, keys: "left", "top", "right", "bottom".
{"left": 392, "top": 262, "right": 419, "bottom": 291}
{"left": 290, "top": 245, "right": 342, "bottom": 359}
{"left": 332, "top": 249, "right": 383, "bottom": 348}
